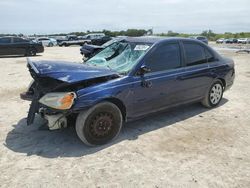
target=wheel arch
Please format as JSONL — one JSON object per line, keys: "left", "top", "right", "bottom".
{"left": 101, "top": 97, "right": 127, "bottom": 121}
{"left": 217, "top": 77, "right": 226, "bottom": 89}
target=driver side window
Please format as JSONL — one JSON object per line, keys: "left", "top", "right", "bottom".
{"left": 145, "top": 43, "right": 181, "bottom": 73}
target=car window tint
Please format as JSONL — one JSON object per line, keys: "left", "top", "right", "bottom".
{"left": 145, "top": 43, "right": 181, "bottom": 72}
{"left": 0, "top": 37, "right": 11, "bottom": 44}
{"left": 183, "top": 43, "right": 207, "bottom": 66}
{"left": 13, "top": 38, "right": 25, "bottom": 43}
{"left": 205, "top": 48, "right": 215, "bottom": 62}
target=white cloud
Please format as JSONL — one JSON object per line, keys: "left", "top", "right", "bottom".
{"left": 0, "top": 0, "right": 249, "bottom": 34}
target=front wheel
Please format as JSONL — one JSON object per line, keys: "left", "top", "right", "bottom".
{"left": 76, "top": 102, "right": 123, "bottom": 146}
{"left": 202, "top": 80, "right": 224, "bottom": 108}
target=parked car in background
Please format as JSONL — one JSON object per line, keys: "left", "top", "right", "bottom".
{"left": 58, "top": 38, "right": 91, "bottom": 47}
{"left": 37, "top": 37, "right": 57, "bottom": 47}
{"left": 80, "top": 38, "right": 124, "bottom": 60}
{"left": 0, "top": 36, "right": 44, "bottom": 56}
{"left": 21, "top": 37, "right": 234, "bottom": 146}
{"left": 237, "top": 38, "right": 250, "bottom": 44}
{"left": 224, "top": 38, "right": 238, "bottom": 44}
{"left": 189, "top": 36, "right": 208, "bottom": 44}
{"left": 216, "top": 38, "right": 225, "bottom": 44}
{"left": 54, "top": 36, "right": 67, "bottom": 44}
{"left": 66, "top": 35, "right": 78, "bottom": 41}
{"left": 83, "top": 33, "right": 105, "bottom": 40}
{"left": 80, "top": 44, "right": 104, "bottom": 60}
{"left": 229, "top": 38, "right": 237, "bottom": 43}
{"left": 91, "top": 36, "right": 112, "bottom": 46}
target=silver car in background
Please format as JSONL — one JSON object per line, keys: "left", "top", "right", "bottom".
{"left": 36, "top": 37, "right": 57, "bottom": 47}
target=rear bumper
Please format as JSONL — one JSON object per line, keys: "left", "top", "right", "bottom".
{"left": 225, "top": 69, "right": 235, "bottom": 91}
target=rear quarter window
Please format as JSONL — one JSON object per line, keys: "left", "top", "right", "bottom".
{"left": 183, "top": 43, "right": 207, "bottom": 66}
{"left": 13, "top": 38, "right": 26, "bottom": 43}
{"left": 205, "top": 48, "right": 216, "bottom": 62}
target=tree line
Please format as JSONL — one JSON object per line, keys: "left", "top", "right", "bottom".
{"left": 157, "top": 30, "right": 250, "bottom": 40}
{"left": 1, "top": 29, "right": 250, "bottom": 41}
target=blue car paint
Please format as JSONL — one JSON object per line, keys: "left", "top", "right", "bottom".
{"left": 31, "top": 37, "right": 235, "bottom": 122}
{"left": 30, "top": 60, "right": 119, "bottom": 83}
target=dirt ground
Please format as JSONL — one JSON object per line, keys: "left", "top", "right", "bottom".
{"left": 0, "top": 43, "right": 249, "bottom": 188}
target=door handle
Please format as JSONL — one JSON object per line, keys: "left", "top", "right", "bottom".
{"left": 141, "top": 80, "right": 152, "bottom": 88}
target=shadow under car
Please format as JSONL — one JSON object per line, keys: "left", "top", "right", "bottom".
{"left": 4, "top": 99, "right": 228, "bottom": 158}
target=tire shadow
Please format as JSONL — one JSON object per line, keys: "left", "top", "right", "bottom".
{"left": 4, "top": 99, "right": 228, "bottom": 158}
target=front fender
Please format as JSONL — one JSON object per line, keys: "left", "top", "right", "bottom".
{"left": 72, "top": 77, "right": 133, "bottom": 112}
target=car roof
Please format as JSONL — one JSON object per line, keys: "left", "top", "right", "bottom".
{"left": 123, "top": 36, "right": 202, "bottom": 45}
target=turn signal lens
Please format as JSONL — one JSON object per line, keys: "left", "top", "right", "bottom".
{"left": 59, "top": 93, "right": 76, "bottom": 110}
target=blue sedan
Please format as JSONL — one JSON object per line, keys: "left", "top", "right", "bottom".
{"left": 21, "top": 37, "right": 235, "bottom": 146}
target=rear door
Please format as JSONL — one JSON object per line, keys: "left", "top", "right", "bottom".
{"left": 176, "top": 41, "right": 213, "bottom": 102}
{"left": 13, "top": 37, "right": 28, "bottom": 55}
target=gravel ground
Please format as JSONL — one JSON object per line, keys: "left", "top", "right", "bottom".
{"left": 0, "top": 44, "right": 249, "bottom": 188}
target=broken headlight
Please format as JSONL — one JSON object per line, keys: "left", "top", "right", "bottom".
{"left": 39, "top": 92, "right": 76, "bottom": 110}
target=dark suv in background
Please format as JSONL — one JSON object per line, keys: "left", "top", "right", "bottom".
{"left": 0, "top": 37, "right": 44, "bottom": 56}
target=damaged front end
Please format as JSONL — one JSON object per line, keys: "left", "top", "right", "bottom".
{"left": 21, "top": 58, "right": 120, "bottom": 130}
{"left": 24, "top": 73, "right": 76, "bottom": 130}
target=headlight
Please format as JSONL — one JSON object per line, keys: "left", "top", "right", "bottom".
{"left": 39, "top": 92, "right": 76, "bottom": 110}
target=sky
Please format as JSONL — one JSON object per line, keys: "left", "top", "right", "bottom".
{"left": 0, "top": 0, "right": 249, "bottom": 34}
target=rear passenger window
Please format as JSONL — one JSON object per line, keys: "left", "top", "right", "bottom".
{"left": 13, "top": 38, "right": 25, "bottom": 43}
{"left": 205, "top": 48, "right": 216, "bottom": 62}
{"left": 145, "top": 43, "right": 181, "bottom": 72}
{"left": 183, "top": 43, "right": 207, "bottom": 66}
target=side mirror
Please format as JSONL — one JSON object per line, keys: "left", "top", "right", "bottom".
{"left": 139, "top": 65, "right": 151, "bottom": 75}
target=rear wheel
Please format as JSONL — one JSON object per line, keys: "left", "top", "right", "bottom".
{"left": 25, "top": 48, "right": 36, "bottom": 56}
{"left": 76, "top": 102, "right": 123, "bottom": 146}
{"left": 48, "top": 42, "right": 53, "bottom": 47}
{"left": 202, "top": 80, "right": 224, "bottom": 108}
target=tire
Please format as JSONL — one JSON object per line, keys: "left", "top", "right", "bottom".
{"left": 25, "top": 48, "right": 36, "bottom": 56}
{"left": 76, "top": 102, "right": 123, "bottom": 146}
{"left": 202, "top": 79, "right": 224, "bottom": 108}
{"left": 48, "top": 43, "right": 53, "bottom": 47}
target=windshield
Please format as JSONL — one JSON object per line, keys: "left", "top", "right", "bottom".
{"left": 86, "top": 41, "right": 151, "bottom": 74}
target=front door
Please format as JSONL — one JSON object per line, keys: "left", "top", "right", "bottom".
{"left": 127, "top": 42, "right": 184, "bottom": 118}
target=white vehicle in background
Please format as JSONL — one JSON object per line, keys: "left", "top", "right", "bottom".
{"left": 36, "top": 37, "right": 57, "bottom": 47}
{"left": 216, "top": 38, "right": 225, "bottom": 44}
{"left": 237, "top": 38, "right": 250, "bottom": 44}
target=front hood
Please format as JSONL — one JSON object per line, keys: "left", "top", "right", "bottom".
{"left": 28, "top": 59, "right": 119, "bottom": 83}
